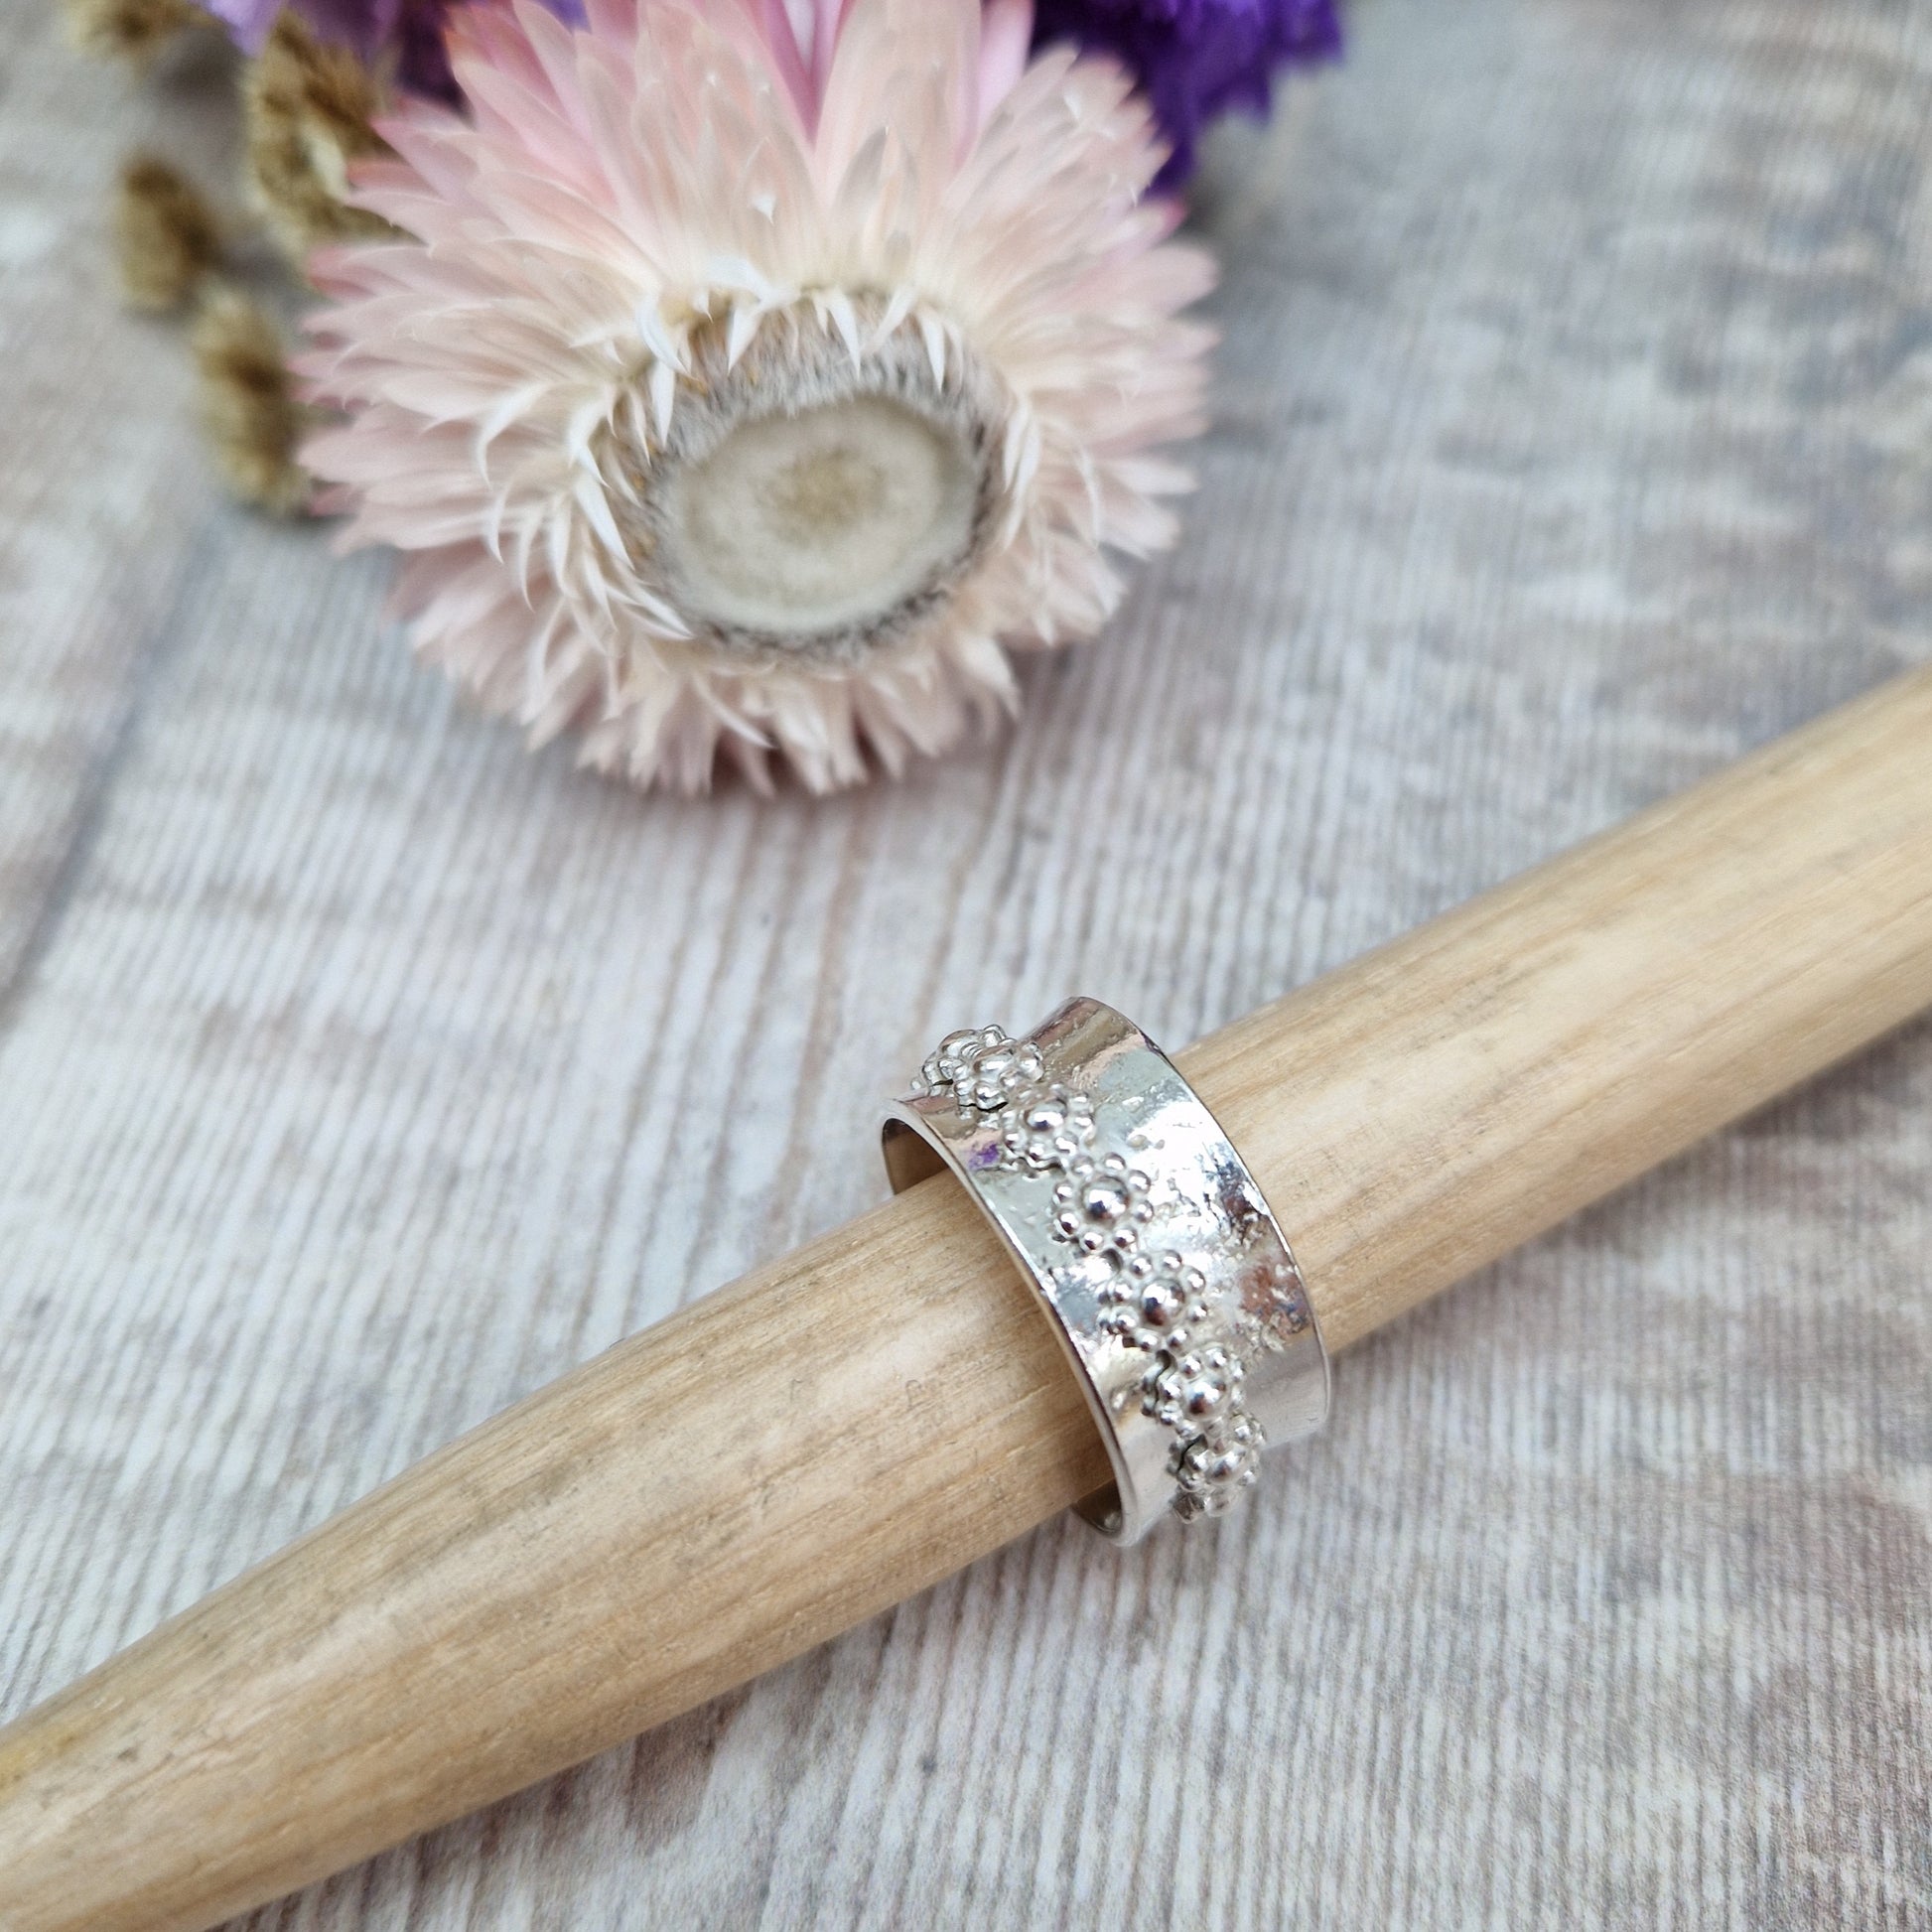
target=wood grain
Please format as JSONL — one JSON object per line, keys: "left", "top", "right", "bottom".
{"left": 3, "top": 0, "right": 1930, "bottom": 1926}
{"left": 3, "top": 666, "right": 1932, "bottom": 1932}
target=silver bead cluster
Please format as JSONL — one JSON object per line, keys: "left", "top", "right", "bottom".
{"left": 998, "top": 1083, "right": 1095, "bottom": 1172}
{"left": 1097, "top": 1249, "right": 1209, "bottom": 1353}
{"left": 916, "top": 1026, "right": 1045, "bottom": 1115}
{"left": 922, "top": 1025, "right": 1265, "bottom": 1524}
{"left": 1050, "top": 1153, "right": 1153, "bottom": 1256}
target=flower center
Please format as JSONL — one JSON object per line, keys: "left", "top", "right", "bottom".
{"left": 610, "top": 306, "right": 1009, "bottom": 670}
{"left": 660, "top": 393, "right": 982, "bottom": 643}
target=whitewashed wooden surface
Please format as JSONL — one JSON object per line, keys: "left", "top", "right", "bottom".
{"left": 4, "top": 0, "right": 1931, "bottom": 1925}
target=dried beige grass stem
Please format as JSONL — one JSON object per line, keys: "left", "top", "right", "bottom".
{"left": 242, "top": 14, "right": 397, "bottom": 264}
{"left": 62, "top": 0, "right": 213, "bottom": 66}
{"left": 115, "top": 154, "right": 224, "bottom": 312}
{"left": 191, "top": 284, "right": 314, "bottom": 515}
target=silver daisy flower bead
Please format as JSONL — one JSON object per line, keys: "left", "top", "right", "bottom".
{"left": 999, "top": 1082, "right": 1096, "bottom": 1173}
{"left": 917, "top": 1027, "right": 1045, "bottom": 1115}
{"left": 1051, "top": 1152, "right": 1155, "bottom": 1255}
{"left": 1173, "top": 1413, "right": 1268, "bottom": 1518}
{"left": 1097, "top": 1250, "right": 1211, "bottom": 1353}
{"left": 1145, "top": 1341, "right": 1244, "bottom": 1430}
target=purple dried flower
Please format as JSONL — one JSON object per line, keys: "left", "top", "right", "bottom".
{"left": 1031, "top": 0, "right": 1340, "bottom": 187}
{"left": 207, "top": 0, "right": 1331, "bottom": 156}
{"left": 203, "top": 0, "right": 276, "bottom": 49}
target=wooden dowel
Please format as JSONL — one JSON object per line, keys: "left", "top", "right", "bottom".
{"left": 4, "top": 669, "right": 1932, "bottom": 1932}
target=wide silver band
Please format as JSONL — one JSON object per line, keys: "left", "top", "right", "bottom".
{"left": 882, "top": 998, "right": 1329, "bottom": 1543}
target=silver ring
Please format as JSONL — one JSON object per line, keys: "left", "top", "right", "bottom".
{"left": 882, "top": 997, "right": 1329, "bottom": 1543}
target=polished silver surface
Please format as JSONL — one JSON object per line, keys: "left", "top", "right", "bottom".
{"left": 883, "top": 998, "right": 1330, "bottom": 1543}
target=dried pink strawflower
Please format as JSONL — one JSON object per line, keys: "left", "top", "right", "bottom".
{"left": 303, "top": 0, "right": 1213, "bottom": 793}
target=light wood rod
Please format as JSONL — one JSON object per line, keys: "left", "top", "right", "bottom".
{"left": 3, "top": 668, "right": 1931, "bottom": 1932}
